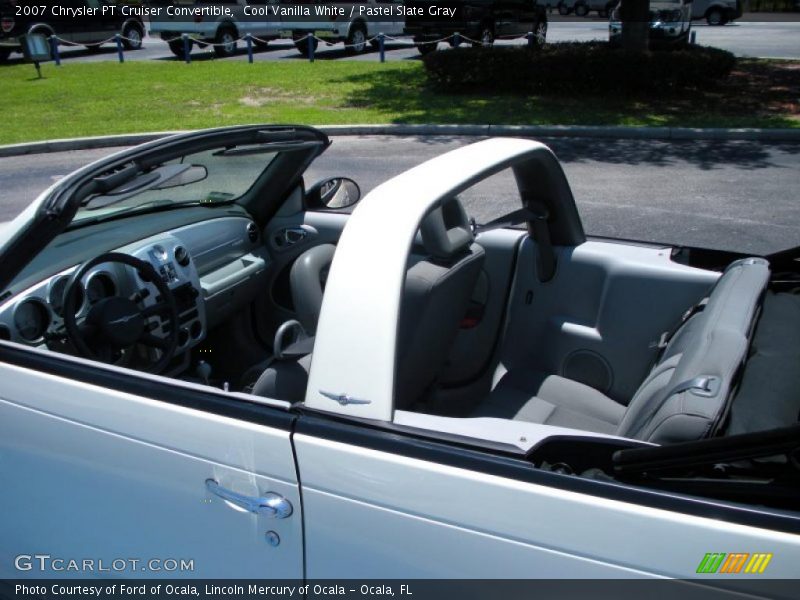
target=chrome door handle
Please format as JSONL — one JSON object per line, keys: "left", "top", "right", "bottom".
{"left": 205, "top": 479, "right": 293, "bottom": 519}
{"left": 271, "top": 227, "right": 313, "bottom": 251}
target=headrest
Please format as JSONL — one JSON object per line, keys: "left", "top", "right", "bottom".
{"left": 419, "top": 197, "right": 474, "bottom": 260}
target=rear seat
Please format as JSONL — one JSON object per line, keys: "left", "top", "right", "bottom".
{"left": 472, "top": 258, "right": 770, "bottom": 444}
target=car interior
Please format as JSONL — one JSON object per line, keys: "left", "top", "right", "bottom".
{"left": 1, "top": 126, "right": 798, "bottom": 509}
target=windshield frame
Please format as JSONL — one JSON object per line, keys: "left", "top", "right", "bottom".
{"left": 0, "top": 125, "right": 330, "bottom": 293}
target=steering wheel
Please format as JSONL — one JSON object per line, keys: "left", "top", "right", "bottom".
{"left": 63, "top": 252, "right": 180, "bottom": 373}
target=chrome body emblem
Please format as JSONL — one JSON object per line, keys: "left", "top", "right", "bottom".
{"left": 319, "top": 390, "right": 371, "bottom": 406}
{"left": 108, "top": 314, "right": 137, "bottom": 325}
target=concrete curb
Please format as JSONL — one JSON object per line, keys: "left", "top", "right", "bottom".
{"left": 1, "top": 124, "right": 799, "bottom": 157}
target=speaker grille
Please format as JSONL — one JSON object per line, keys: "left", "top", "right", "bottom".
{"left": 562, "top": 350, "right": 612, "bottom": 393}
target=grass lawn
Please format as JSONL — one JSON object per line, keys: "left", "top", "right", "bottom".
{"left": 1, "top": 58, "right": 798, "bottom": 145}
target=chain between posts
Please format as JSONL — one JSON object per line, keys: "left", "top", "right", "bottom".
{"left": 4, "top": 31, "right": 540, "bottom": 65}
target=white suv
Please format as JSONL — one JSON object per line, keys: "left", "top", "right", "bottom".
{"left": 281, "top": 0, "right": 406, "bottom": 55}
{"left": 691, "top": 0, "right": 743, "bottom": 25}
{"left": 610, "top": 0, "right": 692, "bottom": 47}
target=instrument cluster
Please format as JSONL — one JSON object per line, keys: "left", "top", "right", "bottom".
{"left": 0, "top": 234, "right": 206, "bottom": 351}
{"left": 1, "top": 268, "right": 121, "bottom": 345}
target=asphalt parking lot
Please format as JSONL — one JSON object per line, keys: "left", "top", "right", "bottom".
{"left": 2, "top": 19, "right": 799, "bottom": 66}
{"left": 1, "top": 136, "right": 799, "bottom": 256}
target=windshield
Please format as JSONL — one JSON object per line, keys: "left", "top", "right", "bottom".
{"left": 71, "top": 146, "right": 278, "bottom": 226}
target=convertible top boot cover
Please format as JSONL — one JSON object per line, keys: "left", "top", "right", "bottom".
{"left": 726, "top": 290, "right": 800, "bottom": 435}
{"left": 475, "top": 258, "right": 770, "bottom": 444}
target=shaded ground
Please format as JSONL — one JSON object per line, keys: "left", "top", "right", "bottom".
{"left": 616, "top": 59, "right": 800, "bottom": 124}
{"left": 724, "top": 59, "right": 800, "bottom": 118}
{"left": 341, "top": 57, "right": 800, "bottom": 129}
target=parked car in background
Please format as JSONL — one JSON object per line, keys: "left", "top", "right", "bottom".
{"left": 573, "top": 0, "right": 618, "bottom": 17}
{"left": 405, "top": 0, "right": 548, "bottom": 55}
{"left": 691, "top": 0, "right": 742, "bottom": 25}
{"left": 556, "top": 0, "right": 579, "bottom": 14}
{"left": 610, "top": 0, "right": 692, "bottom": 46}
{"left": 148, "top": 0, "right": 282, "bottom": 59}
{"left": 281, "top": 0, "right": 406, "bottom": 56}
{"left": 0, "top": 0, "right": 145, "bottom": 63}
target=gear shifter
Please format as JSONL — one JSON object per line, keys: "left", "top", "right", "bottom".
{"left": 196, "top": 360, "right": 212, "bottom": 385}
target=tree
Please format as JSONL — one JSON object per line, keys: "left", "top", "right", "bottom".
{"left": 620, "top": 0, "right": 650, "bottom": 51}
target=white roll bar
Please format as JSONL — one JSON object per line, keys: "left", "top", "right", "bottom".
{"left": 305, "top": 138, "right": 564, "bottom": 420}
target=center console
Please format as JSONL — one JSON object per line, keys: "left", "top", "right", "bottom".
{"left": 130, "top": 235, "right": 206, "bottom": 364}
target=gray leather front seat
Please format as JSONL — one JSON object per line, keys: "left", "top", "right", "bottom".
{"left": 289, "top": 243, "right": 336, "bottom": 335}
{"left": 473, "top": 258, "right": 770, "bottom": 444}
{"left": 254, "top": 197, "right": 485, "bottom": 406}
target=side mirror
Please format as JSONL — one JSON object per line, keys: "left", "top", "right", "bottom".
{"left": 306, "top": 177, "right": 361, "bottom": 210}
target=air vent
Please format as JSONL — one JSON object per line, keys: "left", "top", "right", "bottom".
{"left": 174, "top": 246, "right": 191, "bottom": 267}
{"left": 246, "top": 222, "right": 259, "bottom": 244}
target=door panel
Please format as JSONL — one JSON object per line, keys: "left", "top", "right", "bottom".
{"left": 498, "top": 239, "right": 719, "bottom": 403}
{"left": 257, "top": 210, "right": 349, "bottom": 343}
{"left": 295, "top": 432, "right": 800, "bottom": 584}
{"left": 0, "top": 358, "right": 302, "bottom": 579}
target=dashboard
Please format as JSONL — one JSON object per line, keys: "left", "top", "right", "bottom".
{"left": 0, "top": 216, "right": 268, "bottom": 373}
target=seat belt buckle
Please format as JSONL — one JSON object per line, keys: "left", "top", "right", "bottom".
{"left": 460, "top": 301, "right": 485, "bottom": 329}
{"left": 649, "top": 331, "right": 670, "bottom": 350}
{"left": 692, "top": 376, "right": 721, "bottom": 397}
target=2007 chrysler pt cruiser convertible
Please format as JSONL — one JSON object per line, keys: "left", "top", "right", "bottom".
{"left": 0, "top": 125, "right": 798, "bottom": 585}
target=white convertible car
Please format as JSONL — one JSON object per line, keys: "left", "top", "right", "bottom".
{"left": 0, "top": 125, "right": 798, "bottom": 585}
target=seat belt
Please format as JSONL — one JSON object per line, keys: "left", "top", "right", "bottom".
{"left": 472, "top": 205, "right": 556, "bottom": 282}
{"left": 471, "top": 207, "right": 542, "bottom": 234}
{"left": 651, "top": 297, "right": 709, "bottom": 354}
{"left": 664, "top": 375, "right": 721, "bottom": 399}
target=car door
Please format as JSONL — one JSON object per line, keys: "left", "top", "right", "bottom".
{"left": 95, "top": 0, "right": 124, "bottom": 39}
{"left": 47, "top": 0, "right": 81, "bottom": 43}
{"left": 255, "top": 180, "right": 356, "bottom": 344}
{"left": 0, "top": 345, "right": 303, "bottom": 579}
{"left": 492, "top": 0, "right": 520, "bottom": 38}
{"left": 294, "top": 414, "right": 800, "bottom": 587}
{"left": 73, "top": 0, "right": 106, "bottom": 44}
{"left": 240, "top": 0, "right": 281, "bottom": 39}
{"left": 290, "top": 137, "right": 800, "bottom": 587}
{"left": 0, "top": 126, "right": 331, "bottom": 581}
